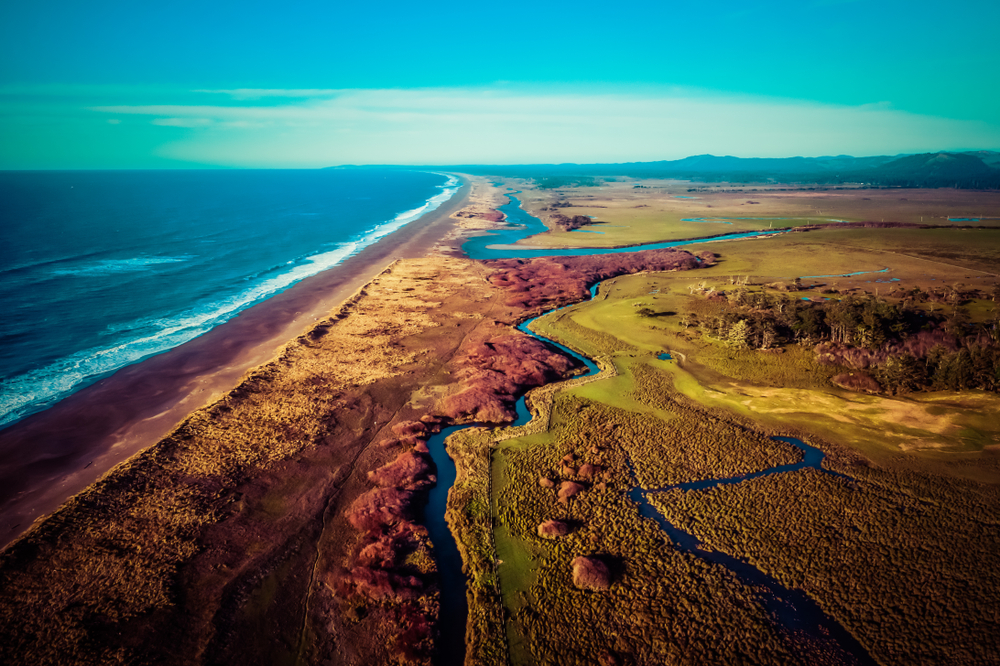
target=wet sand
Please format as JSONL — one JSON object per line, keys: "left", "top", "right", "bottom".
{"left": 0, "top": 176, "right": 472, "bottom": 550}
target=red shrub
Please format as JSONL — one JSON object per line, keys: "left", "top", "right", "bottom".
{"left": 558, "top": 481, "right": 586, "bottom": 503}
{"left": 368, "top": 450, "right": 433, "bottom": 490}
{"left": 485, "top": 249, "right": 705, "bottom": 316}
{"left": 350, "top": 566, "right": 423, "bottom": 600}
{"left": 392, "top": 420, "right": 427, "bottom": 437}
{"left": 572, "top": 556, "right": 612, "bottom": 590}
{"left": 537, "top": 520, "right": 571, "bottom": 539}
{"left": 346, "top": 487, "right": 414, "bottom": 531}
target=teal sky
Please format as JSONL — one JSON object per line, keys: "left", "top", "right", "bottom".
{"left": 2, "top": 0, "right": 998, "bottom": 168}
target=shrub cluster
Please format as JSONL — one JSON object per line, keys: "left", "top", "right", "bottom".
{"left": 692, "top": 287, "right": 1000, "bottom": 394}
{"left": 338, "top": 421, "right": 441, "bottom": 664}
{"left": 486, "top": 249, "right": 713, "bottom": 317}
{"left": 441, "top": 322, "right": 580, "bottom": 424}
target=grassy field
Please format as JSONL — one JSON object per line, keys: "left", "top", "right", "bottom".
{"left": 504, "top": 178, "right": 1000, "bottom": 250}
{"left": 491, "top": 391, "right": 850, "bottom": 665}
{"left": 525, "top": 226, "right": 1000, "bottom": 461}
{"left": 487, "top": 219, "right": 1000, "bottom": 665}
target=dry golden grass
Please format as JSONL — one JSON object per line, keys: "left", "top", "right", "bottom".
{"left": 0, "top": 257, "right": 509, "bottom": 666}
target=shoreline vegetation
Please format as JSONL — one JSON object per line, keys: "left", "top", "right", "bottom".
{"left": 2, "top": 175, "right": 999, "bottom": 665}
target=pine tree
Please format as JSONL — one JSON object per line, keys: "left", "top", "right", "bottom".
{"left": 727, "top": 320, "right": 750, "bottom": 348}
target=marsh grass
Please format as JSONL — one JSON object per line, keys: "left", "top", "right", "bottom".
{"left": 491, "top": 390, "right": 840, "bottom": 665}
{"left": 502, "top": 237, "right": 1000, "bottom": 665}
{"left": 650, "top": 464, "right": 1000, "bottom": 665}
{"left": 511, "top": 179, "right": 1000, "bottom": 251}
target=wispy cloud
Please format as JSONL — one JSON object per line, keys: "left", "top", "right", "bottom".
{"left": 80, "top": 86, "right": 1000, "bottom": 167}
{"left": 4, "top": 84, "right": 995, "bottom": 168}
{"left": 151, "top": 117, "right": 214, "bottom": 128}
{"left": 193, "top": 89, "right": 345, "bottom": 100}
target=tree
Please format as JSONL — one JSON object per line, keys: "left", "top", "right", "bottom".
{"left": 945, "top": 307, "right": 970, "bottom": 339}
{"left": 876, "top": 355, "right": 926, "bottom": 394}
{"left": 931, "top": 349, "right": 974, "bottom": 390}
{"left": 760, "top": 321, "right": 777, "bottom": 349}
{"left": 727, "top": 320, "right": 751, "bottom": 348}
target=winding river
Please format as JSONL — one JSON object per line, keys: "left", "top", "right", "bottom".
{"left": 421, "top": 194, "right": 874, "bottom": 664}
{"left": 463, "top": 194, "right": 791, "bottom": 260}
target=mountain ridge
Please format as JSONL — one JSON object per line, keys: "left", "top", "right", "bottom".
{"left": 333, "top": 151, "right": 1000, "bottom": 189}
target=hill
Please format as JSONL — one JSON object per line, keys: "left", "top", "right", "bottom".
{"left": 389, "top": 151, "right": 1000, "bottom": 189}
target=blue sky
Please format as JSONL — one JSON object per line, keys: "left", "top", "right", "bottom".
{"left": 1, "top": 0, "right": 998, "bottom": 168}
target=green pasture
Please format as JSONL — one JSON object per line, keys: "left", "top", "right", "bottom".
{"left": 509, "top": 180, "right": 1000, "bottom": 264}
{"left": 524, "top": 210, "right": 831, "bottom": 249}
{"left": 697, "top": 227, "right": 999, "bottom": 285}
{"left": 491, "top": 430, "right": 548, "bottom": 662}
{"left": 522, "top": 231, "right": 1000, "bottom": 466}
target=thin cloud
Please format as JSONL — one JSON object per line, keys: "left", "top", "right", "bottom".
{"left": 74, "top": 85, "right": 1000, "bottom": 166}
{"left": 151, "top": 117, "right": 214, "bottom": 128}
{"left": 193, "top": 89, "right": 345, "bottom": 100}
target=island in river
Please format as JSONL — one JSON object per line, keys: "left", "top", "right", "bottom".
{"left": 1, "top": 175, "right": 998, "bottom": 666}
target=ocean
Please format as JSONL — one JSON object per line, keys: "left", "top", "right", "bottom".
{"left": 0, "top": 169, "right": 458, "bottom": 429}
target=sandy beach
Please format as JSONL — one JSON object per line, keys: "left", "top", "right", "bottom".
{"left": 0, "top": 175, "right": 472, "bottom": 550}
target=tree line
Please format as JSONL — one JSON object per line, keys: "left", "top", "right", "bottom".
{"left": 685, "top": 284, "right": 1000, "bottom": 394}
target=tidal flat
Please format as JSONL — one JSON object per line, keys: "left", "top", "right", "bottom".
{"left": 1, "top": 176, "right": 998, "bottom": 665}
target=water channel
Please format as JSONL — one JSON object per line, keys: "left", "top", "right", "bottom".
{"left": 462, "top": 194, "right": 791, "bottom": 260}
{"left": 421, "top": 194, "right": 874, "bottom": 664}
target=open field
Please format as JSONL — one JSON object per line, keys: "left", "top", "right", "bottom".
{"left": 502, "top": 178, "right": 1000, "bottom": 249}
{"left": 488, "top": 382, "right": 875, "bottom": 665}
{"left": 524, "top": 225, "right": 1000, "bottom": 462}
{"left": 486, "top": 204, "right": 1000, "bottom": 664}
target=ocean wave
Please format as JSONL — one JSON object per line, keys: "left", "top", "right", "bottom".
{"left": 347, "top": 177, "right": 459, "bottom": 250}
{"left": 0, "top": 243, "right": 360, "bottom": 428}
{"left": 0, "top": 176, "right": 461, "bottom": 428}
{"left": 50, "top": 255, "right": 196, "bottom": 277}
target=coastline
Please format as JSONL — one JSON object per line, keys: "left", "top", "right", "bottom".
{"left": 3, "top": 174, "right": 996, "bottom": 665}
{"left": 0, "top": 175, "right": 472, "bottom": 550}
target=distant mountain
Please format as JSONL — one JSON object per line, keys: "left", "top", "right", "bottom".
{"left": 858, "top": 152, "right": 1000, "bottom": 188}
{"left": 623, "top": 154, "right": 898, "bottom": 175}
{"left": 429, "top": 151, "right": 1000, "bottom": 189}
{"left": 961, "top": 150, "right": 1000, "bottom": 168}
